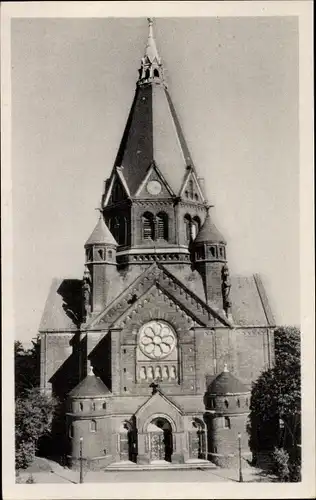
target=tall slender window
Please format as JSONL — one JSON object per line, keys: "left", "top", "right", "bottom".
{"left": 156, "top": 212, "right": 168, "bottom": 240}
{"left": 184, "top": 214, "right": 191, "bottom": 242}
{"left": 90, "top": 420, "right": 97, "bottom": 432}
{"left": 224, "top": 417, "right": 231, "bottom": 429}
{"left": 142, "top": 212, "right": 155, "bottom": 240}
{"left": 192, "top": 216, "right": 201, "bottom": 239}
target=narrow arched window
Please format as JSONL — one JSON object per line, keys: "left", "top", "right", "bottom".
{"left": 209, "top": 246, "right": 217, "bottom": 258}
{"left": 153, "top": 68, "right": 159, "bottom": 78}
{"left": 90, "top": 420, "right": 97, "bottom": 432}
{"left": 86, "top": 248, "right": 93, "bottom": 262}
{"left": 219, "top": 246, "right": 225, "bottom": 259}
{"left": 156, "top": 212, "right": 168, "bottom": 240}
{"left": 142, "top": 212, "right": 155, "bottom": 240}
{"left": 224, "top": 416, "right": 231, "bottom": 429}
{"left": 79, "top": 402, "right": 83, "bottom": 411}
{"left": 102, "top": 402, "right": 106, "bottom": 410}
{"left": 192, "top": 216, "right": 201, "bottom": 240}
{"left": 184, "top": 214, "right": 191, "bottom": 242}
{"left": 224, "top": 399, "right": 229, "bottom": 408}
{"left": 98, "top": 248, "right": 105, "bottom": 260}
{"left": 91, "top": 401, "right": 96, "bottom": 411}
{"left": 145, "top": 68, "right": 150, "bottom": 79}
{"left": 237, "top": 399, "right": 240, "bottom": 408}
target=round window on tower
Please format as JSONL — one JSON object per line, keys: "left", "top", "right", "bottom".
{"left": 139, "top": 321, "right": 176, "bottom": 360}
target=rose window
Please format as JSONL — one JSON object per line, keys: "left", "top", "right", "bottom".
{"left": 139, "top": 321, "right": 176, "bottom": 359}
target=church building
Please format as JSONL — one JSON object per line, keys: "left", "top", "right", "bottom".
{"left": 39, "top": 19, "right": 275, "bottom": 469}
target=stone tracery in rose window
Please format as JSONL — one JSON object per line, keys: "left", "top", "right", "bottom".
{"left": 139, "top": 321, "right": 176, "bottom": 360}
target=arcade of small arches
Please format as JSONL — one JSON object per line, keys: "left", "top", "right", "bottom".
{"left": 138, "top": 364, "right": 178, "bottom": 383}
{"left": 93, "top": 212, "right": 203, "bottom": 248}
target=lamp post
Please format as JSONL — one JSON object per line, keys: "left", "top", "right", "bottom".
{"left": 79, "top": 437, "right": 84, "bottom": 484}
{"left": 237, "top": 432, "right": 243, "bottom": 482}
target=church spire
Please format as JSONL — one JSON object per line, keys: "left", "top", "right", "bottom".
{"left": 138, "top": 18, "right": 165, "bottom": 86}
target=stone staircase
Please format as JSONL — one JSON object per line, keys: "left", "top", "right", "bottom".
{"left": 105, "top": 459, "right": 217, "bottom": 471}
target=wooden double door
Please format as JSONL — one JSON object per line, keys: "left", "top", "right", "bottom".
{"left": 148, "top": 418, "right": 173, "bottom": 462}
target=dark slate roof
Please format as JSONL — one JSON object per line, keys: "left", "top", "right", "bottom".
{"left": 230, "top": 274, "right": 275, "bottom": 326}
{"left": 110, "top": 83, "right": 198, "bottom": 197}
{"left": 85, "top": 217, "right": 117, "bottom": 247}
{"left": 194, "top": 213, "right": 226, "bottom": 244}
{"left": 39, "top": 270, "right": 274, "bottom": 333}
{"left": 207, "top": 369, "right": 249, "bottom": 395}
{"left": 39, "top": 278, "right": 82, "bottom": 332}
{"left": 38, "top": 267, "right": 144, "bottom": 332}
{"left": 69, "top": 374, "right": 111, "bottom": 398}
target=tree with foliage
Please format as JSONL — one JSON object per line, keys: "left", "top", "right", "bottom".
{"left": 248, "top": 326, "right": 301, "bottom": 480}
{"left": 15, "top": 336, "right": 40, "bottom": 398}
{"left": 15, "top": 387, "right": 58, "bottom": 469}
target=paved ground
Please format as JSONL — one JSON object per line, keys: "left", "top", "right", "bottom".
{"left": 17, "top": 459, "right": 275, "bottom": 484}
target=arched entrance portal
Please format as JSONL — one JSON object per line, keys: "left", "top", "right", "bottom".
{"left": 147, "top": 417, "right": 173, "bottom": 462}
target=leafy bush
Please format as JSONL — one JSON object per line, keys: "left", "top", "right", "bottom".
{"left": 272, "top": 447, "right": 290, "bottom": 482}
{"left": 15, "top": 388, "right": 58, "bottom": 470}
{"left": 15, "top": 440, "right": 36, "bottom": 470}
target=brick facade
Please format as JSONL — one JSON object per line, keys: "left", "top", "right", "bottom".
{"left": 39, "top": 19, "right": 276, "bottom": 469}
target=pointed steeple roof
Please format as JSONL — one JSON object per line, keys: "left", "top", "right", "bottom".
{"left": 103, "top": 18, "right": 204, "bottom": 200}
{"left": 194, "top": 209, "right": 226, "bottom": 244}
{"left": 207, "top": 366, "right": 249, "bottom": 395}
{"left": 144, "top": 18, "right": 160, "bottom": 63}
{"left": 85, "top": 215, "right": 117, "bottom": 247}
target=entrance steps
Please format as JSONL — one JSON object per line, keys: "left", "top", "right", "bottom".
{"left": 105, "top": 459, "right": 217, "bottom": 471}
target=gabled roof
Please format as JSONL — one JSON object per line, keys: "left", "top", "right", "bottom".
{"left": 39, "top": 268, "right": 275, "bottom": 334}
{"left": 85, "top": 216, "right": 117, "bottom": 247}
{"left": 207, "top": 366, "right": 249, "bottom": 395}
{"left": 87, "top": 262, "right": 233, "bottom": 331}
{"left": 69, "top": 372, "right": 111, "bottom": 399}
{"left": 136, "top": 389, "right": 183, "bottom": 416}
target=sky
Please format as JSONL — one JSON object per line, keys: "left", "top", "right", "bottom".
{"left": 11, "top": 16, "right": 299, "bottom": 344}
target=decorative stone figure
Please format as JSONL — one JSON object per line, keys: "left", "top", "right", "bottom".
{"left": 82, "top": 268, "right": 92, "bottom": 321}
{"left": 221, "top": 264, "right": 232, "bottom": 315}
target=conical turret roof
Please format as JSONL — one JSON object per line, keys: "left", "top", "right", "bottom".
{"left": 194, "top": 211, "right": 226, "bottom": 244}
{"left": 85, "top": 216, "right": 117, "bottom": 247}
{"left": 69, "top": 370, "right": 111, "bottom": 399}
{"left": 207, "top": 365, "right": 249, "bottom": 395}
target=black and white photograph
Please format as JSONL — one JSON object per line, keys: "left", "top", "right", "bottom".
{"left": 1, "top": 1, "right": 314, "bottom": 499}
